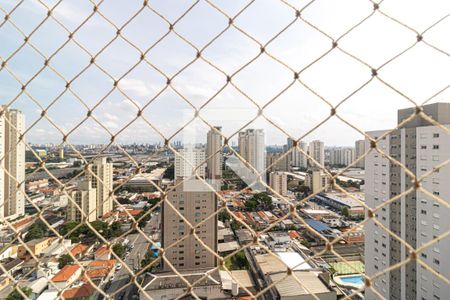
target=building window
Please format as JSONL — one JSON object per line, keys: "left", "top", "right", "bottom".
{"left": 433, "top": 133, "right": 439, "bottom": 138}
{"left": 433, "top": 145, "right": 439, "bottom": 149}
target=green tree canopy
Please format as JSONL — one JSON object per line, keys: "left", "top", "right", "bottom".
{"left": 58, "top": 254, "right": 74, "bottom": 269}
{"left": 7, "top": 287, "right": 32, "bottom": 300}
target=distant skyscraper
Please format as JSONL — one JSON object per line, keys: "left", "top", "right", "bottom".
{"left": 206, "top": 127, "right": 222, "bottom": 180}
{"left": 308, "top": 140, "right": 324, "bottom": 167}
{"left": 286, "top": 138, "right": 308, "bottom": 169}
{"left": 174, "top": 147, "right": 206, "bottom": 179}
{"left": 238, "top": 129, "right": 265, "bottom": 174}
{"left": 355, "top": 140, "right": 365, "bottom": 169}
{"left": 0, "top": 106, "right": 25, "bottom": 219}
{"left": 162, "top": 179, "right": 217, "bottom": 271}
{"left": 330, "top": 147, "right": 355, "bottom": 166}
{"left": 88, "top": 157, "right": 113, "bottom": 218}
{"left": 67, "top": 179, "right": 97, "bottom": 222}
{"left": 365, "top": 103, "right": 450, "bottom": 300}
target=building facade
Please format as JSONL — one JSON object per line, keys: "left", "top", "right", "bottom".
{"left": 0, "top": 106, "right": 25, "bottom": 219}
{"left": 162, "top": 180, "right": 217, "bottom": 272}
{"left": 308, "top": 140, "right": 325, "bottom": 167}
{"left": 206, "top": 127, "right": 222, "bottom": 180}
{"left": 238, "top": 129, "right": 265, "bottom": 174}
{"left": 364, "top": 103, "right": 450, "bottom": 300}
{"left": 286, "top": 138, "right": 308, "bottom": 169}
{"left": 174, "top": 147, "right": 206, "bottom": 179}
{"left": 269, "top": 172, "right": 288, "bottom": 196}
{"left": 67, "top": 179, "right": 97, "bottom": 222}
{"left": 88, "top": 157, "right": 113, "bottom": 218}
{"left": 355, "top": 140, "right": 365, "bottom": 169}
{"left": 329, "top": 147, "right": 355, "bottom": 167}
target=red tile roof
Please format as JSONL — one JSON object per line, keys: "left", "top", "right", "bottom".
{"left": 51, "top": 265, "right": 80, "bottom": 282}
{"left": 288, "top": 230, "right": 301, "bottom": 239}
{"left": 62, "top": 284, "right": 95, "bottom": 299}
{"left": 94, "top": 246, "right": 110, "bottom": 257}
{"left": 88, "top": 260, "right": 116, "bottom": 270}
{"left": 70, "top": 244, "right": 88, "bottom": 257}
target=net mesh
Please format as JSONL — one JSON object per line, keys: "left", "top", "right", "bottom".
{"left": 0, "top": 0, "right": 449, "bottom": 299}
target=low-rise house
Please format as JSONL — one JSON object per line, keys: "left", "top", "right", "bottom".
{"left": 62, "top": 284, "right": 95, "bottom": 300}
{"left": 218, "top": 228, "right": 234, "bottom": 243}
{"left": 70, "top": 244, "right": 91, "bottom": 259}
{"left": 18, "top": 238, "right": 56, "bottom": 260}
{"left": 50, "top": 265, "right": 82, "bottom": 289}
{"left": 94, "top": 246, "right": 111, "bottom": 260}
{"left": 42, "top": 239, "right": 72, "bottom": 257}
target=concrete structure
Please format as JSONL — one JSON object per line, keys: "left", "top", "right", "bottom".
{"left": 266, "top": 152, "right": 288, "bottom": 173}
{"left": 162, "top": 179, "right": 217, "bottom": 271}
{"left": 287, "top": 138, "right": 308, "bottom": 169}
{"left": 67, "top": 179, "right": 97, "bottom": 222}
{"left": 305, "top": 170, "right": 329, "bottom": 194}
{"left": 18, "top": 237, "right": 55, "bottom": 259}
{"left": 206, "top": 126, "right": 222, "bottom": 180}
{"left": 238, "top": 129, "right": 265, "bottom": 174}
{"left": 174, "top": 147, "right": 206, "bottom": 178}
{"left": 0, "top": 106, "right": 25, "bottom": 219}
{"left": 314, "top": 192, "right": 364, "bottom": 217}
{"left": 329, "top": 147, "right": 355, "bottom": 166}
{"left": 88, "top": 157, "right": 113, "bottom": 218}
{"left": 269, "top": 171, "right": 288, "bottom": 196}
{"left": 254, "top": 254, "right": 336, "bottom": 300}
{"left": 354, "top": 140, "right": 365, "bottom": 169}
{"left": 364, "top": 103, "right": 450, "bottom": 300}
{"left": 308, "top": 140, "right": 325, "bottom": 167}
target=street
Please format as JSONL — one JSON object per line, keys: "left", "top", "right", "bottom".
{"left": 104, "top": 212, "right": 160, "bottom": 299}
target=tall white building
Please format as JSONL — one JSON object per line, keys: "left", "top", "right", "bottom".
{"left": 286, "top": 138, "right": 308, "bottom": 169}
{"left": 355, "top": 140, "right": 365, "bottom": 169}
{"left": 0, "top": 106, "right": 25, "bottom": 219}
{"left": 174, "top": 147, "right": 206, "bottom": 179}
{"left": 206, "top": 126, "right": 222, "bottom": 180}
{"left": 330, "top": 147, "right": 355, "bottom": 166}
{"left": 238, "top": 129, "right": 265, "bottom": 174}
{"left": 308, "top": 140, "right": 324, "bottom": 167}
{"left": 364, "top": 103, "right": 450, "bottom": 300}
{"left": 88, "top": 157, "right": 113, "bottom": 218}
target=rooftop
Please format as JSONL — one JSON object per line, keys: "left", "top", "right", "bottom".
{"left": 63, "top": 284, "right": 95, "bottom": 299}
{"left": 322, "top": 192, "right": 364, "bottom": 208}
{"left": 51, "top": 265, "right": 80, "bottom": 282}
{"left": 269, "top": 271, "right": 333, "bottom": 297}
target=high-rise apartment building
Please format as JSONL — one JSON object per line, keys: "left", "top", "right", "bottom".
{"left": 0, "top": 106, "right": 25, "bottom": 219}
{"left": 67, "top": 179, "right": 97, "bottom": 222}
{"left": 305, "top": 170, "right": 329, "bottom": 194}
{"left": 266, "top": 152, "right": 288, "bottom": 173}
{"left": 354, "top": 140, "right": 365, "bottom": 169}
{"left": 174, "top": 147, "right": 206, "bottom": 179}
{"left": 238, "top": 129, "right": 265, "bottom": 174}
{"left": 329, "top": 147, "right": 355, "bottom": 166}
{"left": 206, "top": 127, "right": 222, "bottom": 180}
{"left": 286, "top": 138, "right": 308, "bottom": 169}
{"left": 365, "top": 103, "right": 450, "bottom": 300}
{"left": 308, "top": 140, "right": 325, "bottom": 167}
{"left": 88, "top": 157, "right": 113, "bottom": 218}
{"left": 269, "top": 171, "right": 288, "bottom": 196}
{"left": 162, "top": 179, "right": 217, "bottom": 272}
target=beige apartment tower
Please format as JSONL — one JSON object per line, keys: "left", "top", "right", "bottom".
{"left": 206, "top": 126, "right": 223, "bottom": 180}
{"left": 0, "top": 106, "right": 25, "bottom": 219}
{"left": 162, "top": 179, "right": 217, "bottom": 272}
{"left": 354, "top": 140, "right": 365, "bottom": 169}
{"left": 269, "top": 171, "right": 288, "bottom": 196}
{"left": 88, "top": 157, "right": 113, "bottom": 218}
{"left": 67, "top": 179, "right": 97, "bottom": 222}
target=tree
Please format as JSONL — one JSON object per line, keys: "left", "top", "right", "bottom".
{"left": 112, "top": 243, "right": 126, "bottom": 259}
{"left": 7, "top": 287, "right": 32, "bottom": 300}
{"left": 141, "top": 251, "right": 156, "bottom": 271}
{"left": 244, "top": 199, "right": 258, "bottom": 210}
{"left": 58, "top": 254, "right": 74, "bottom": 269}
{"left": 24, "top": 221, "right": 47, "bottom": 242}
{"left": 218, "top": 210, "right": 230, "bottom": 223}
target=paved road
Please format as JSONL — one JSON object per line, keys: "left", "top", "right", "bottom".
{"left": 105, "top": 212, "right": 160, "bottom": 299}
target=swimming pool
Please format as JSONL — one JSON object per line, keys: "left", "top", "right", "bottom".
{"left": 340, "top": 275, "right": 364, "bottom": 285}
{"left": 334, "top": 274, "right": 365, "bottom": 289}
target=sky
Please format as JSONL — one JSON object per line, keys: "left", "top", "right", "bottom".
{"left": 0, "top": 0, "right": 449, "bottom": 147}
